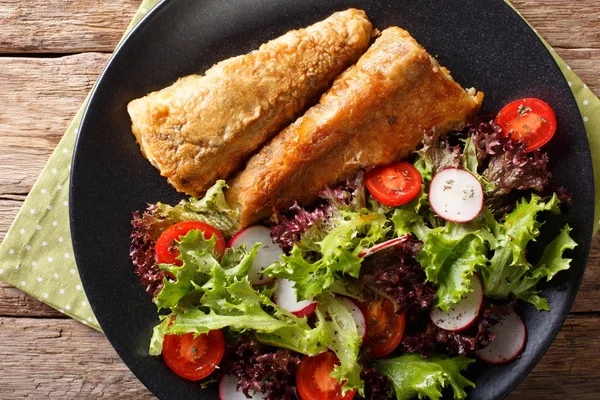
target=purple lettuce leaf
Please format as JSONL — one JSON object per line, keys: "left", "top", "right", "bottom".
{"left": 358, "top": 368, "right": 392, "bottom": 400}
{"left": 399, "top": 300, "right": 515, "bottom": 357}
{"left": 130, "top": 204, "right": 170, "bottom": 297}
{"left": 270, "top": 172, "right": 367, "bottom": 252}
{"left": 467, "top": 120, "right": 554, "bottom": 214}
{"left": 225, "top": 335, "right": 301, "bottom": 400}
{"left": 360, "top": 234, "right": 437, "bottom": 315}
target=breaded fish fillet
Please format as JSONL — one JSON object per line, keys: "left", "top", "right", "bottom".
{"left": 127, "top": 9, "right": 372, "bottom": 196}
{"left": 227, "top": 27, "right": 484, "bottom": 227}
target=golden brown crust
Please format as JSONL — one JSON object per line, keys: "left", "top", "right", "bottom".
{"left": 127, "top": 9, "right": 372, "bottom": 196}
{"left": 227, "top": 27, "right": 484, "bottom": 227}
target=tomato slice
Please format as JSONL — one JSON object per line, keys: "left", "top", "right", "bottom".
{"left": 162, "top": 330, "right": 225, "bottom": 381}
{"left": 155, "top": 221, "right": 226, "bottom": 265}
{"left": 297, "top": 352, "right": 356, "bottom": 400}
{"left": 365, "top": 161, "right": 422, "bottom": 207}
{"left": 495, "top": 97, "right": 557, "bottom": 152}
{"left": 361, "top": 298, "right": 406, "bottom": 358}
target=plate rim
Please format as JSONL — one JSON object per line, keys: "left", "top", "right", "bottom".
{"left": 69, "top": 0, "right": 594, "bottom": 399}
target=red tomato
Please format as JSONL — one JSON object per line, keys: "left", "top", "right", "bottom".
{"left": 297, "top": 352, "right": 356, "bottom": 400}
{"left": 495, "top": 97, "right": 557, "bottom": 152}
{"left": 162, "top": 330, "right": 225, "bottom": 381}
{"left": 155, "top": 221, "right": 226, "bottom": 265}
{"left": 361, "top": 298, "right": 406, "bottom": 358}
{"left": 365, "top": 162, "right": 422, "bottom": 207}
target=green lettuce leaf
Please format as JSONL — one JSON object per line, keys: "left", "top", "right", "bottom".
{"left": 477, "top": 194, "right": 576, "bottom": 309}
{"left": 154, "top": 230, "right": 259, "bottom": 311}
{"left": 153, "top": 180, "right": 239, "bottom": 236}
{"left": 415, "top": 222, "right": 489, "bottom": 311}
{"left": 150, "top": 233, "right": 329, "bottom": 356}
{"left": 375, "top": 354, "right": 475, "bottom": 400}
{"left": 264, "top": 210, "right": 389, "bottom": 299}
{"left": 317, "top": 295, "right": 364, "bottom": 396}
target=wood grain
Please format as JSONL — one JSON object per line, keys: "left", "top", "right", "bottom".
{"left": 0, "top": 53, "right": 109, "bottom": 196}
{"left": 1, "top": 0, "right": 599, "bottom": 54}
{"left": 0, "top": 317, "right": 153, "bottom": 399}
{"left": 0, "top": 0, "right": 140, "bottom": 53}
{"left": 509, "top": 314, "right": 600, "bottom": 399}
{"left": 512, "top": 0, "right": 600, "bottom": 49}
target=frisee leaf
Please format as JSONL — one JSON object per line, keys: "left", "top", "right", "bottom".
{"left": 317, "top": 295, "right": 364, "bottom": 396}
{"left": 375, "top": 354, "right": 475, "bottom": 400}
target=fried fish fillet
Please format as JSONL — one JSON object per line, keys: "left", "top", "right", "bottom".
{"left": 127, "top": 9, "right": 372, "bottom": 196}
{"left": 227, "top": 27, "right": 484, "bottom": 227}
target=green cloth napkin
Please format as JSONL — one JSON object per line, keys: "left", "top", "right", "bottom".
{"left": 0, "top": 0, "right": 598, "bottom": 333}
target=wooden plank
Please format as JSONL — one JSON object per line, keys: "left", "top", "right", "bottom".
{"left": 0, "top": 53, "right": 109, "bottom": 196}
{"left": 0, "top": 1, "right": 598, "bottom": 54}
{"left": 572, "top": 234, "right": 600, "bottom": 313}
{"left": 0, "top": 0, "right": 139, "bottom": 53}
{"left": 0, "top": 282, "right": 63, "bottom": 318}
{"left": 510, "top": 314, "right": 600, "bottom": 399}
{"left": 512, "top": 0, "right": 600, "bottom": 49}
{"left": 0, "top": 197, "right": 23, "bottom": 241}
{"left": 0, "top": 314, "right": 598, "bottom": 398}
{"left": 554, "top": 48, "right": 600, "bottom": 97}
{"left": 0, "top": 317, "right": 154, "bottom": 399}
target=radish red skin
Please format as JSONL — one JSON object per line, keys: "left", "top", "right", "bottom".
{"left": 358, "top": 235, "right": 409, "bottom": 258}
{"left": 429, "top": 168, "right": 484, "bottom": 223}
{"left": 476, "top": 310, "right": 527, "bottom": 364}
{"left": 430, "top": 274, "right": 484, "bottom": 332}
{"left": 291, "top": 302, "right": 318, "bottom": 318}
{"left": 273, "top": 278, "right": 317, "bottom": 318}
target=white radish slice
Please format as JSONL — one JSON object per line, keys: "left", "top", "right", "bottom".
{"left": 273, "top": 278, "right": 317, "bottom": 317}
{"left": 475, "top": 310, "right": 527, "bottom": 364}
{"left": 358, "top": 235, "right": 409, "bottom": 258}
{"left": 229, "top": 225, "right": 283, "bottom": 285}
{"left": 338, "top": 296, "right": 367, "bottom": 340}
{"left": 429, "top": 168, "right": 483, "bottom": 223}
{"left": 219, "top": 374, "right": 266, "bottom": 400}
{"left": 430, "top": 274, "right": 483, "bottom": 331}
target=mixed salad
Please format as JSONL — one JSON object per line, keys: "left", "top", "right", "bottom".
{"left": 130, "top": 98, "right": 576, "bottom": 400}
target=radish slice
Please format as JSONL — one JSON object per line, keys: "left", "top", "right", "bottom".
{"left": 229, "top": 226, "right": 283, "bottom": 285}
{"left": 429, "top": 168, "right": 483, "bottom": 223}
{"left": 273, "top": 278, "right": 317, "bottom": 317}
{"left": 338, "top": 296, "right": 366, "bottom": 340}
{"left": 475, "top": 310, "right": 527, "bottom": 364}
{"left": 430, "top": 274, "right": 483, "bottom": 331}
{"left": 219, "top": 374, "right": 266, "bottom": 400}
{"left": 358, "top": 235, "right": 409, "bottom": 258}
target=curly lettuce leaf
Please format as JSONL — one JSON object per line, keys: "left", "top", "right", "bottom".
{"left": 478, "top": 194, "right": 576, "bottom": 309}
{"left": 153, "top": 180, "right": 239, "bottom": 236}
{"left": 264, "top": 210, "right": 389, "bottom": 299}
{"left": 317, "top": 295, "right": 364, "bottom": 396}
{"left": 375, "top": 354, "right": 475, "bottom": 400}
{"left": 414, "top": 222, "right": 490, "bottom": 311}
{"left": 154, "top": 230, "right": 259, "bottom": 311}
{"left": 150, "top": 233, "right": 329, "bottom": 356}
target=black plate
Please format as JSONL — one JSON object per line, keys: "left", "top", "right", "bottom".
{"left": 70, "top": 0, "right": 594, "bottom": 399}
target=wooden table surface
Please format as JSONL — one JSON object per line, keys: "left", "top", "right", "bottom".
{"left": 0, "top": 1, "right": 599, "bottom": 398}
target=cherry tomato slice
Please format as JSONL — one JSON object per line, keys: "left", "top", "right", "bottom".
{"left": 155, "top": 221, "right": 226, "bottom": 265}
{"left": 361, "top": 298, "right": 406, "bottom": 358}
{"left": 495, "top": 97, "right": 557, "bottom": 152}
{"left": 365, "top": 162, "right": 422, "bottom": 207}
{"left": 162, "top": 330, "right": 225, "bottom": 381}
{"left": 297, "top": 352, "right": 356, "bottom": 400}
